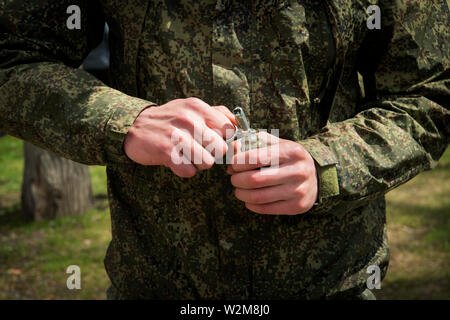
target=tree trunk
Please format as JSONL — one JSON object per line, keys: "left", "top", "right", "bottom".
{"left": 21, "top": 143, "right": 94, "bottom": 221}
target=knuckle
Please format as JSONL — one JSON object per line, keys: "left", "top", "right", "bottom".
{"left": 296, "top": 200, "right": 307, "bottom": 213}
{"left": 171, "top": 98, "right": 184, "bottom": 105}
{"left": 205, "top": 162, "right": 214, "bottom": 170}
{"left": 303, "top": 166, "right": 314, "bottom": 180}
{"left": 164, "top": 145, "right": 175, "bottom": 157}
{"left": 293, "top": 186, "right": 305, "bottom": 198}
{"left": 177, "top": 116, "right": 195, "bottom": 128}
{"left": 202, "top": 159, "right": 214, "bottom": 170}
{"left": 168, "top": 128, "right": 183, "bottom": 144}
{"left": 206, "top": 134, "right": 224, "bottom": 150}
{"left": 185, "top": 97, "right": 204, "bottom": 109}
{"left": 156, "top": 140, "right": 172, "bottom": 155}
{"left": 212, "top": 144, "right": 226, "bottom": 159}
{"left": 307, "top": 162, "right": 317, "bottom": 176}
{"left": 216, "top": 105, "right": 232, "bottom": 116}
{"left": 164, "top": 126, "right": 177, "bottom": 141}
{"left": 291, "top": 144, "right": 305, "bottom": 159}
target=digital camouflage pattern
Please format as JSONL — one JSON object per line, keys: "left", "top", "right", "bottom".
{"left": 0, "top": 0, "right": 449, "bottom": 299}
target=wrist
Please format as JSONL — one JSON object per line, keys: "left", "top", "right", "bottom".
{"left": 105, "top": 98, "right": 156, "bottom": 165}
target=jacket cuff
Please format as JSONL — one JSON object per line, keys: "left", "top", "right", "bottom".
{"left": 315, "top": 164, "right": 340, "bottom": 202}
{"left": 299, "top": 138, "right": 340, "bottom": 203}
{"left": 104, "top": 93, "right": 156, "bottom": 164}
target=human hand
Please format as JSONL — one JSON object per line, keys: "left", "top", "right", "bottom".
{"left": 124, "top": 97, "right": 235, "bottom": 178}
{"left": 227, "top": 132, "right": 318, "bottom": 215}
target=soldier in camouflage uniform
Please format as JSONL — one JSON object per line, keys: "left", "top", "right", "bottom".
{"left": 0, "top": 0, "right": 448, "bottom": 299}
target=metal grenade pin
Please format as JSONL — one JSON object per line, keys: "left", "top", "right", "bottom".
{"left": 226, "top": 107, "right": 261, "bottom": 152}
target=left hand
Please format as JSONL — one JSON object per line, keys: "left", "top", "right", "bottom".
{"left": 227, "top": 132, "right": 318, "bottom": 215}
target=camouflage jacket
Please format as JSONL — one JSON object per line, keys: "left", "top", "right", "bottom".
{"left": 0, "top": 0, "right": 449, "bottom": 299}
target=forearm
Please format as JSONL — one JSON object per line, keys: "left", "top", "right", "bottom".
{"left": 0, "top": 61, "right": 152, "bottom": 165}
{"left": 301, "top": 91, "right": 449, "bottom": 213}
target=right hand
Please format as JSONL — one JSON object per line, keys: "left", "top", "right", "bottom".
{"left": 124, "top": 97, "right": 236, "bottom": 178}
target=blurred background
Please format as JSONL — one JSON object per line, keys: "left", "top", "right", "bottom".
{"left": 0, "top": 24, "right": 449, "bottom": 300}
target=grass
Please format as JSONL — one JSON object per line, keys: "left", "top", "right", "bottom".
{"left": 0, "top": 136, "right": 111, "bottom": 299}
{"left": 0, "top": 135, "right": 449, "bottom": 299}
{"left": 377, "top": 147, "right": 450, "bottom": 300}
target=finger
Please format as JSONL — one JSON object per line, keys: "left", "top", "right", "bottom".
{"left": 229, "top": 138, "right": 243, "bottom": 154}
{"left": 229, "top": 131, "right": 279, "bottom": 154}
{"left": 189, "top": 138, "right": 216, "bottom": 171}
{"left": 230, "top": 143, "right": 288, "bottom": 172}
{"left": 200, "top": 124, "right": 228, "bottom": 159}
{"left": 230, "top": 162, "right": 299, "bottom": 189}
{"left": 169, "top": 158, "right": 198, "bottom": 178}
{"left": 213, "top": 105, "right": 237, "bottom": 125}
{"left": 167, "top": 141, "right": 198, "bottom": 178}
{"left": 183, "top": 98, "right": 234, "bottom": 138}
{"left": 235, "top": 183, "right": 298, "bottom": 205}
{"left": 252, "top": 130, "right": 281, "bottom": 145}
{"left": 202, "top": 107, "right": 236, "bottom": 139}
{"left": 226, "top": 164, "right": 236, "bottom": 175}
{"left": 245, "top": 199, "right": 308, "bottom": 215}
{"left": 173, "top": 130, "right": 215, "bottom": 171}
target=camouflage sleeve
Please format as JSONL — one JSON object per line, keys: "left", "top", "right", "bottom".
{"left": 0, "top": 0, "right": 152, "bottom": 165}
{"left": 302, "top": 0, "right": 450, "bottom": 213}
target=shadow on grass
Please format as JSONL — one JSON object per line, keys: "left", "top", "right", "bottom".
{"left": 0, "top": 196, "right": 110, "bottom": 231}
{"left": 388, "top": 200, "right": 450, "bottom": 218}
{"left": 387, "top": 201, "right": 450, "bottom": 246}
{"left": 388, "top": 200, "right": 450, "bottom": 222}
{"left": 0, "top": 202, "right": 33, "bottom": 230}
{"left": 378, "top": 273, "right": 450, "bottom": 300}
{"left": 94, "top": 195, "right": 109, "bottom": 211}
{"left": 94, "top": 194, "right": 108, "bottom": 202}
{"left": 432, "top": 161, "right": 450, "bottom": 173}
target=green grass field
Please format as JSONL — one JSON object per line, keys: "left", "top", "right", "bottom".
{"left": 0, "top": 136, "right": 448, "bottom": 299}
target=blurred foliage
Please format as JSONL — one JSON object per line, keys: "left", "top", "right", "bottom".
{"left": 0, "top": 135, "right": 448, "bottom": 299}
